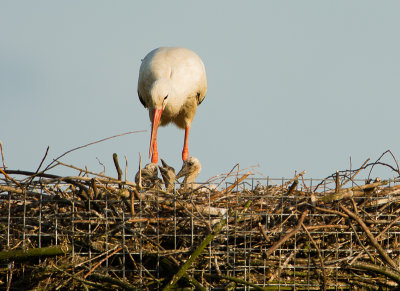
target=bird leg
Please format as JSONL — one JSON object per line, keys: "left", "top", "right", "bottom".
{"left": 182, "top": 125, "right": 190, "bottom": 161}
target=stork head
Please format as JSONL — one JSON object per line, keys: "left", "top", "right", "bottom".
{"left": 150, "top": 78, "right": 170, "bottom": 109}
{"left": 176, "top": 156, "right": 202, "bottom": 185}
{"left": 149, "top": 79, "right": 170, "bottom": 163}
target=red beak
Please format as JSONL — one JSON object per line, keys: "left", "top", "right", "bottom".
{"left": 149, "top": 108, "right": 163, "bottom": 160}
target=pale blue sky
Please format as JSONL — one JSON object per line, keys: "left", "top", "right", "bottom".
{"left": 1, "top": 1, "right": 399, "bottom": 181}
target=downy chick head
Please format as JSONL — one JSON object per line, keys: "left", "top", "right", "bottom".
{"left": 158, "top": 158, "right": 176, "bottom": 191}
{"left": 176, "top": 157, "right": 202, "bottom": 185}
{"left": 135, "top": 162, "right": 160, "bottom": 188}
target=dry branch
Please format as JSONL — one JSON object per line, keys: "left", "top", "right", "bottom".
{"left": 320, "top": 180, "right": 389, "bottom": 202}
{"left": 112, "top": 153, "right": 123, "bottom": 182}
{"left": 265, "top": 210, "right": 308, "bottom": 257}
{"left": 340, "top": 205, "right": 398, "bottom": 270}
{"left": 349, "top": 262, "right": 400, "bottom": 284}
{"left": 0, "top": 245, "right": 71, "bottom": 261}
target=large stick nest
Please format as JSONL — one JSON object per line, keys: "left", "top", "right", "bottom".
{"left": 1, "top": 150, "right": 400, "bottom": 290}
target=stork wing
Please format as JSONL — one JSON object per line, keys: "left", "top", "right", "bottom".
{"left": 138, "top": 90, "right": 147, "bottom": 108}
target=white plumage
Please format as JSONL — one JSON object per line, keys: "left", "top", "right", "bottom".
{"left": 137, "top": 47, "right": 207, "bottom": 164}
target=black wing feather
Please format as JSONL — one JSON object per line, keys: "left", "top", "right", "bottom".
{"left": 196, "top": 92, "right": 205, "bottom": 105}
{"left": 138, "top": 91, "right": 147, "bottom": 108}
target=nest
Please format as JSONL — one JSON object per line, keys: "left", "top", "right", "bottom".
{"left": 1, "top": 150, "right": 400, "bottom": 290}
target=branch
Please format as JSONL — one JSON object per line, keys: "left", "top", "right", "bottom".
{"left": 302, "top": 223, "right": 327, "bottom": 290}
{"left": 349, "top": 262, "right": 400, "bottom": 285}
{"left": 321, "top": 180, "right": 388, "bottom": 203}
{"left": 224, "top": 171, "right": 251, "bottom": 193}
{"left": 43, "top": 130, "right": 145, "bottom": 172}
{"left": 219, "top": 275, "right": 268, "bottom": 291}
{"left": 112, "top": 153, "right": 123, "bottom": 182}
{"left": 88, "top": 273, "right": 137, "bottom": 290}
{"left": 340, "top": 205, "right": 398, "bottom": 270}
{"left": 265, "top": 210, "right": 308, "bottom": 257}
{"left": 0, "top": 245, "right": 71, "bottom": 261}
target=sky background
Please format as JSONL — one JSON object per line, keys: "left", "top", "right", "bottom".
{"left": 1, "top": 1, "right": 399, "bottom": 182}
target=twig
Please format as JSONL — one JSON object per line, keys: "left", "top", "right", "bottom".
{"left": 124, "top": 155, "right": 128, "bottom": 182}
{"left": 342, "top": 158, "right": 370, "bottom": 187}
{"left": 209, "top": 163, "right": 239, "bottom": 188}
{"left": 268, "top": 242, "right": 304, "bottom": 282}
{"left": 306, "top": 224, "right": 349, "bottom": 230}
{"left": 0, "top": 168, "right": 24, "bottom": 190}
{"left": 320, "top": 180, "right": 388, "bottom": 203}
{"left": 112, "top": 153, "right": 123, "bottom": 183}
{"left": 51, "top": 263, "right": 105, "bottom": 289}
{"left": 385, "top": 149, "right": 400, "bottom": 176}
{"left": 206, "top": 164, "right": 257, "bottom": 185}
{"left": 350, "top": 197, "right": 359, "bottom": 215}
{"left": 315, "top": 158, "right": 370, "bottom": 191}
{"left": 39, "top": 172, "right": 135, "bottom": 187}
{"left": 300, "top": 171, "right": 310, "bottom": 193}
{"left": 349, "top": 262, "right": 400, "bottom": 284}
{"left": 265, "top": 210, "right": 308, "bottom": 257}
{"left": 55, "top": 161, "right": 114, "bottom": 180}
{"left": 335, "top": 171, "right": 341, "bottom": 193}
{"left": 285, "top": 170, "right": 306, "bottom": 187}
{"left": 340, "top": 205, "right": 398, "bottom": 269}
{"left": 0, "top": 140, "right": 6, "bottom": 169}
{"left": 258, "top": 222, "right": 270, "bottom": 242}
{"left": 75, "top": 245, "right": 122, "bottom": 268}
{"left": 0, "top": 245, "right": 71, "bottom": 261}
{"left": 214, "top": 255, "right": 222, "bottom": 277}
{"left": 286, "top": 178, "right": 298, "bottom": 195}
{"left": 218, "top": 275, "right": 268, "bottom": 291}
{"left": 368, "top": 150, "right": 400, "bottom": 180}
{"left": 35, "top": 146, "right": 50, "bottom": 175}
{"left": 95, "top": 157, "right": 105, "bottom": 175}
{"left": 6, "top": 261, "right": 13, "bottom": 291}
{"left": 377, "top": 215, "right": 400, "bottom": 239}
{"left": 25, "top": 146, "right": 50, "bottom": 185}
{"left": 0, "top": 185, "right": 39, "bottom": 195}
{"left": 84, "top": 246, "right": 122, "bottom": 278}
{"left": 349, "top": 209, "right": 400, "bottom": 265}
{"left": 302, "top": 223, "right": 327, "bottom": 291}
{"left": 349, "top": 222, "right": 376, "bottom": 264}
{"left": 138, "top": 153, "right": 142, "bottom": 190}
{"left": 88, "top": 273, "right": 138, "bottom": 290}
{"left": 130, "top": 190, "right": 135, "bottom": 216}
{"left": 43, "top": 130, "right": 146, "bottom": 172}
{"left": 224, "top": 171, "right": 251, "bottom": 193}
{"left": 90, "top": 178, "right": 98, "bottom": 199}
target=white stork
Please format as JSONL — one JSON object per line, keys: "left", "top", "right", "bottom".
{"left": 137, "top": 47, "right": 207, "bottom": 164}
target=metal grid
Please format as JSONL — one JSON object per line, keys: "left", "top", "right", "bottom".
{"left": 1, "top": 176, "right": 400, "bottom": 290}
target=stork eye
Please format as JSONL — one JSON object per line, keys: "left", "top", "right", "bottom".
{"left": 164, "top": 95, "right": 168, "bottom": 100}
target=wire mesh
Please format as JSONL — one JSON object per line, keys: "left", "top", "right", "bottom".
{"left": 1, "top": 175, "right": 400, "bottom": 290}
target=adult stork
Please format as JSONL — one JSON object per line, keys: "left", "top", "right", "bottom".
{"left": 137, "top": 47, "right": 207, "bottom": 164}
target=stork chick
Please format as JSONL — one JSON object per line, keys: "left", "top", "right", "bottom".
{"left": 176, "top": 157, "right": 202, "bottom": 189}
{"left": 158, "top": 159, "right": 176, "bottom": 192}
{"left": 135, "top": 163, "right": 161, "bottom": 188}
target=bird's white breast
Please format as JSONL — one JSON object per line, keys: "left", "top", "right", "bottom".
{"left": 138, "top": 47, "right": 207, "bottom": 127}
